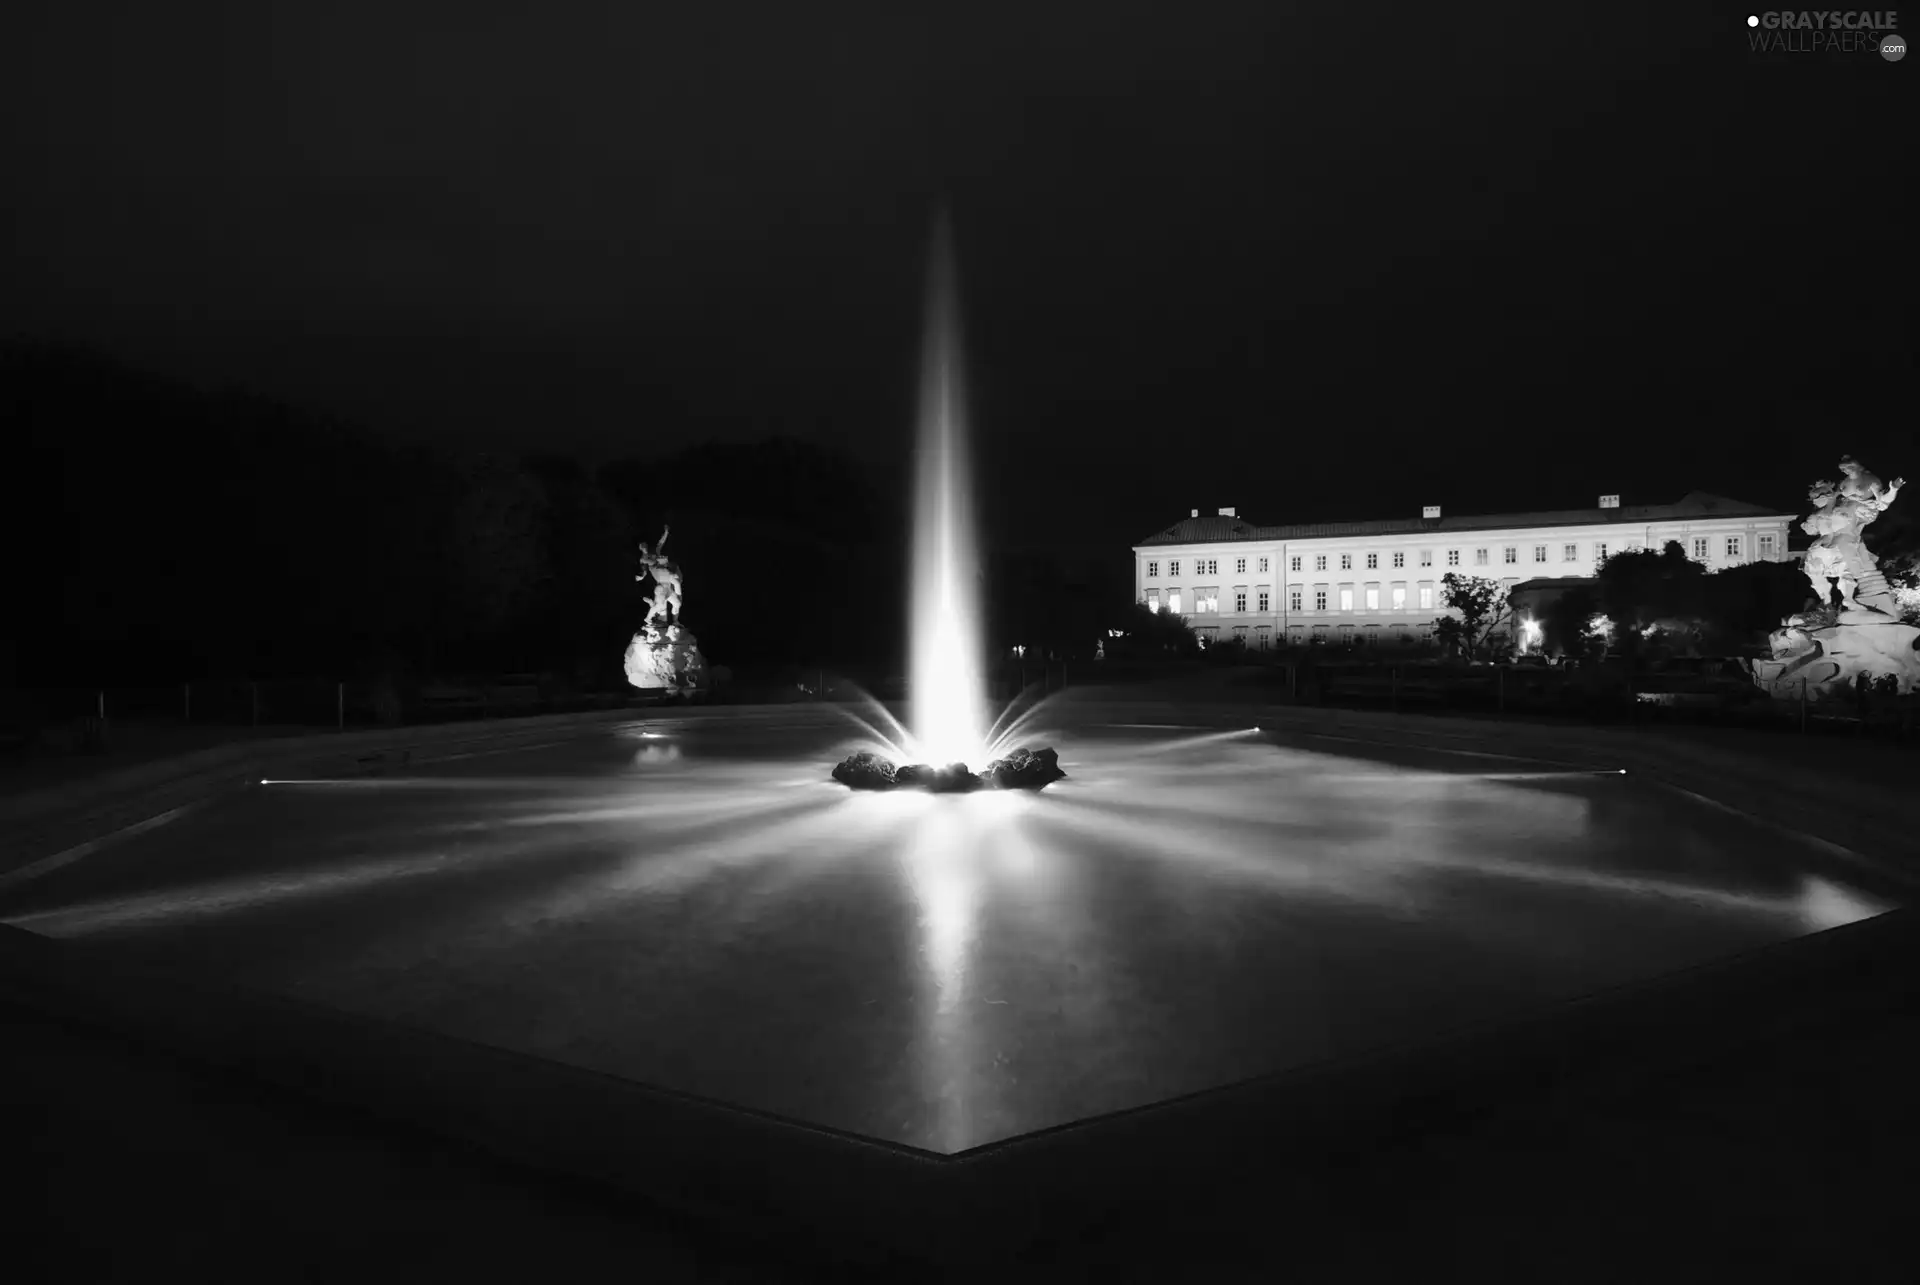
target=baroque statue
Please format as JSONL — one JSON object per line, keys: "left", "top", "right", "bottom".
{"left": 635, "top": 525, "right": 686, "bottom": 638}
{"left": 1748, "top": 457, "right": 1919, "bottom": 699}
{"left": 624, "top": 525, "right": 709, "bottom": 695}
{"left": 1798, "top": 458, "right": 1903, "bottom": 614}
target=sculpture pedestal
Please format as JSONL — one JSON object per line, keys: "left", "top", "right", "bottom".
{"left": 1749, "top": 613, "right": 1920, "bottom": 699}
{"left": 625, "top": 628, "right": 710, "bottom": 696}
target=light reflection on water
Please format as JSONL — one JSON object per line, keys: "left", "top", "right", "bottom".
{"left": 1, "top": 709, "right": 1899, "bottom": 1154}
{"left": 14, "top": 724, "right": 1893, "bottom": 947}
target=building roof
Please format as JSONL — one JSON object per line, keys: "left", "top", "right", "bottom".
{"left": 1135, "top": 491, "right": 1793, "bottom": 548}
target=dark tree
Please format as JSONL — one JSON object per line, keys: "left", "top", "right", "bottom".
{"left": 1108, "top": 601, "right": 1198, "bottom": 658}
{"left": 1698, "top": 560, "right": 1815, "bottom": 654}
{"left": 1593, "top": 541, "right": 1708, "bottom": 657}
{"left": 3, "top": 342, "right": 650, "bottom": 689}
{"left": 1432, "top": 573, "right": 1513, "bottom": 661}
{"left": 1540, "top": 582, "right": 1605, "bottom": 659}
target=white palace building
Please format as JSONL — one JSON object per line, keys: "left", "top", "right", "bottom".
{"left": 1132, "top": 491, "right": 1797, "bottom": 649}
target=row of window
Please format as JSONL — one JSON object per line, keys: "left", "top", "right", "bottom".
{"left": 1144, "top": 557, "right": 1271, "bottom": 577}
{"left": 1149, "top": 588, "right": 1276, "bottom": 614}
{"left": 1197, "top": 624, "right": 1436, "bottom": 648}
{"left": 1147, "top": 535, "right": 1775, "bottom": 578}
{"left": 1146, "top": 584, "right": 1440, "bottom": 615}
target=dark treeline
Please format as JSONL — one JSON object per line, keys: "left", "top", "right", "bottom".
{"left": 0, "top": 343, "right": 923, "bottom": 691}
{"left": 2, "top": 343, "right": 1133, "bottom": 696}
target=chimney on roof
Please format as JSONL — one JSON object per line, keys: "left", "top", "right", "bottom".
{"left": 1191, "top": 508, "right": 1199, "bottom": 518}
{"left": 1599, "top": 494, "right": 1620, "bottom": 509}
{"left": 1218, "top": 507, "right": 1235, "bottom": 517}
{"left": 1422, "top": 505, "right": 1441, "bottom": 519}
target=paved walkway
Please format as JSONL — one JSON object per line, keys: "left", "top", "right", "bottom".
{"left": 13, "top": 984, "right": 1917, "bottom": 1283}
{"left": 7, "top": 1003, "right": 809, "bottom": 1284}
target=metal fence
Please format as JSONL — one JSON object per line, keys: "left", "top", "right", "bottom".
{"left": 5, "top": 662, "right": 1912, "bottom": 745}
{"left": 1288, "top": 661, "right": 1920, "bottom": 740}
{"left": 3, "top": 678, "right": 637, "bottom": 734}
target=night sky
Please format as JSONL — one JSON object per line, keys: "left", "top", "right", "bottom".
{"left": 1, "top": 3, "right": 1909, "bottom": 557}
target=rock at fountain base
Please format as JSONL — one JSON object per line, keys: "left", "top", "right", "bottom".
{"left": 625, "top": 627, "right": 710, "bottom": 695}
{"left": 832, "top": 751, "right": 898, "bottom": 790}
{"left": 830, "top": 747, "right": 1065, "bottom": 793}
{"left": 983, "top": 746, "right": 1067, "bottom": 790}
{"left": 895, "top": 762, "right": 983, "bottom": 793}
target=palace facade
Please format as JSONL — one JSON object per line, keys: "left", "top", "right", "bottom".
{"left": 1132, "top": 492, "right": 1796, "bottom": 648}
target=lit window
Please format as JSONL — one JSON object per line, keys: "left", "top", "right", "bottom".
{"left": 1692, "top": 537, "right": 1709, "bottom": 560}
{"left": 1169, "top": 560, "right": 1180, "bottom": 575}
{"left": 1419, "top": 585, "right": 1434, "bottom": 609}
{"left": 1476, "top": 549, "right": 1489, "bottom": 566}
{"left": 1759, "top": 534, "right": 1776, "bottom": 557}
{"left": 1365, "top": 587, "right": 1379, "bottom": 610}
{"left": 1726, "top": 536, "right": 1742, "bottom": 558}
{"left": 1314, "top": 589, "right": 1327, "bottom": 611}
{"left": 1315, "top": 555, "right": 1327, "bottom": 571}
{"left": 1391, "top": 585, "right": 1406, "bottom": 609}
{"left": 1147, "top": 561, "right": 1158, "bottom": 577}
{"left": 1503, "top": 547, "right": 1517, "bottom": 565}
{"left": 1340, "top": 554, "right": 1353, "bottom": 570}
{"left": 1419, "top": 550, "right": 1432, "bottom": 567}
{"left": 1168, "top": 590, "right": 1182, "bottom": 612}
{"left": 1533, "top": 545, "right": 1546, "bottom": 563}
{"left": 1258, "top": 589, "right": 1270, "bottom": 612}
{"left": 1392, "top": 551, "right": 1405, "bottom": 568}
{"left": 1201, "top": 587, "right": 1219, "bottom": 613}
{"left": 1234, "top": 589, "right": 1247, "bottom": 612}
{"left": 1447, "top": 550, "right": 1460, "bottom": 566}
{"left": 1236, "top": 558, "right": 1246, "bottom": 574}
{"left": 1290, "top": 555, "right": 1301, "bottom": 571}
{"left": 1365, "top": 553, "right": 1378, "bottom": 570}
{"left": 1339, "top": 588, "right": 1354, "bottom": 611}
{"left": 1563, "top": 543, "right": 1578, "bottom": 562}
{"left": 1146, "top": 589, "right": 1161, "bottom": 611}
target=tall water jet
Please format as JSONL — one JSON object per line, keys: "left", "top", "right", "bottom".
{"left": 909, "top": 218, "right": 987, "bottom": 768}
{"left": 832, "top": 220, "right": 1063, "bottom": 792}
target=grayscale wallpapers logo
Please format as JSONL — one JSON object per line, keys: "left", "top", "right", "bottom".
{"left": 1745, "top": 11, "right": 1904, "bottom": 56}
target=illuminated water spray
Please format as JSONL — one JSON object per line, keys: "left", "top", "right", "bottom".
{"left": 828, "top": 219, "right": 1063, "bottom": 791}
{"left": 909, "top": 219, "right": 987, "bottom": 767}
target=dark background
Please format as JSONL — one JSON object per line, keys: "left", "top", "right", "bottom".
{"left": 1, "top": 3, "right": 1909, "bottom": 686}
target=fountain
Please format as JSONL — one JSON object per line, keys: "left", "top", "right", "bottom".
{"left": 831, "top": 217, "right": 1063, "bottom": 793}
{"left": 7, "top": 219, "right": 1897, "bottom": 1185}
